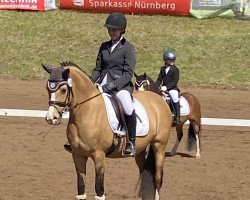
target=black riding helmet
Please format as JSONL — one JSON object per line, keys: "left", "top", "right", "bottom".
{"left": 104, "top": 12, "right": 127, "bottom": 33}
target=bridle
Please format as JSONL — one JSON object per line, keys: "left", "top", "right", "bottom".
{"left": 46, "top": 78, "right": 103, "bottom": 116}
{"left": 135, "top": 79, "right": 150, "bottom": 90}
{"left": 46, "top": 79, "right": 73, "bottom": 117}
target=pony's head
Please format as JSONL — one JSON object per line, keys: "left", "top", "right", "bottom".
{"left": 134, "top": 72, "right": 151, "bottom": 91}
{"left": 42, "top": 63, "right": 73, "bottom": 125}
{"left": 134, "top": 72, "right": 161, "bottom": 95}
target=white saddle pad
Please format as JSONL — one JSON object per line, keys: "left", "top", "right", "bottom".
{"left": 101, "top": 93, "right": 149, "bottom": 137}
{"left": 180, "top": 96, "right": 190, "bottom": 116}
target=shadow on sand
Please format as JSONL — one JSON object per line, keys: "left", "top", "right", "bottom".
{"left": 165, "top": 152, "right": 195, "bottom": 158}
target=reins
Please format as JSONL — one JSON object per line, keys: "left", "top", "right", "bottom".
{"left": 69, "top": 92, "right": 103, "bottom": 110}
{"left": 43, "top": 88, "right": 102, "bottom": 139}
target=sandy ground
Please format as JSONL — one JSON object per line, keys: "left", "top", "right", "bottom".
{"left": 0, "top": 78, "right": 249, "bottom": 200}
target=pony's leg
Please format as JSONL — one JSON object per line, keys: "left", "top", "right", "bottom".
{"left": 194, "top": 123, "right": 201, "bottom": 159}
{"left": 135, "top": 149, "right": 147, "bottom": 197}
{"left": 187, "top": 121, "right": 201, "bottom": 159}
{"left": 139, "top": 146, "right": 156, "bottom": 200}
{"left": 135, "top": 148, "right": 147, "bottom": 174}
{"left": 170, "top": 123, "right": 184, "bottom": 156}
{"left": 195, "top": 134, "right": 201, "bottom": 158}
{"left": 154, "top": 145, "right": 166, "bottom": 200}
{"left": 94, "top": 151, "right": 106, "bottom": 200}
{"left": 72, "top": 154, "right": 88, "bottom": 200}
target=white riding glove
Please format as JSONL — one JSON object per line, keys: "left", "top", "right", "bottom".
{"left": 160, "top": 86, "right": 167, "bottom": 92}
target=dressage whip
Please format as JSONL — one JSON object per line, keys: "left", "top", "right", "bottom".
{"left": 42, "top": 124, "right": 56, "bottom": 140}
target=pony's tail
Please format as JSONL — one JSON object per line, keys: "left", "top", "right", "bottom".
{"left": 186, "top": 122, "right": 197, "bottom": 151}
{"left": 139, "top": 146, "right": 156, "bottom": 200}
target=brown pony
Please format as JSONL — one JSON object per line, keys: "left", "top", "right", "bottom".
{"left": 134, "top": 72, "right": 202, "bottom": 158}
{"left": 42, "top": 62, "right": 172, "bottom": 200}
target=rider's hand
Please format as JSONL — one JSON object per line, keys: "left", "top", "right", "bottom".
{"left": 160, "top": 86, "right": 167, "bottom": 92}
{"left": 102, "top": 82, "right": 116, "bottom": 93}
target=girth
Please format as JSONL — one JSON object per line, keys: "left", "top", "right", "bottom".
{"left": 107, "top": 94, "right": 127, "bottom": 132}
{"left": 105, "top": 94, "right": 127, "bottom": 156}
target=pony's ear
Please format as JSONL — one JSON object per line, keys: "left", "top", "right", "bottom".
{"left": 62, "top": 68, "right": 70, "bottom": 80}
{"left": 134, "top": 72, "right": 138, "bottom": 78}
{"left": 143, "top": 72, "right": 147, "bottom": 78}
{"left": 41, "top": 63, "right": 53, "bottom": 74}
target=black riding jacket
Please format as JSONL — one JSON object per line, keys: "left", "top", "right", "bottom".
{"left": 155, "top": 65, "right": 180, "bottom": 91}
{"left": 91, "top": 37, "right": 136, "bottom": 93}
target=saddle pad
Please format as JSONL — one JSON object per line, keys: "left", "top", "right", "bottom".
{"left": 180, "top": 96, "right": 190, "bottom": 116}
{"left": 101, "top": 93, "right": 149, "bottom": 137}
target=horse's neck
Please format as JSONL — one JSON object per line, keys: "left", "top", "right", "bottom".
{"left": 70, "top": 68, "right": 102, "bottom": 110}
{"left": 148, "top": 78, "right": 160, "bottom": 94}
{"left": 68, "top": 68, "right": 112, "bottom": 150}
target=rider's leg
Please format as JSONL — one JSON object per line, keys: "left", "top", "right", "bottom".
{"left": 169, "top": 90, "right": 180, "bottom": 124}
{"left": 64, "top": 142, "right": 72, "bottom": 153}
{"left": 116, "top": 90, "right": 136, "bottom": 157}
{"left": 173, "top": 101, "right": 180, "bottom": 124}
{"left": 124, "top": 110, "right": 136, "bottom": 156}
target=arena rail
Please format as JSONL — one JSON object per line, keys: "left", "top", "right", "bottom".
{"left": 1, "top": 108, "right": 250, "bottom": 127}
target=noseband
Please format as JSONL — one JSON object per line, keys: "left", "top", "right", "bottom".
{"left": 135, "top": 79, "right": 150, "bottom": 90}
{"left": 46, "top": 78, "right": 103, "bottom": 115}
{"left": 46, "top": 79, "right": 72, "bottom": 116}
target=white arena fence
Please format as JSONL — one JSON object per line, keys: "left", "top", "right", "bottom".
{"left": 1, "top": 108, "right": 250, "bottom": 127}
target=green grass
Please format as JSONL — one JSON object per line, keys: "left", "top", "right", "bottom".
{"left": 0, "top": 10, "right": 249, "bottom": 89}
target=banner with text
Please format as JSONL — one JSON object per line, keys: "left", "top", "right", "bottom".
{"left": 60, "top": 0, "right": 190, "bottom": 15}
{"left": 0, "top": 0, "right": 56, "bottom": 11}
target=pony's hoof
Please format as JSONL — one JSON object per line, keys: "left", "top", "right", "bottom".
{"left": 76, "top": 194, "right": 87, "bottom": 200}
{"left": 196, "top": 153, "right": 201, "bottom": 159}
{"left": 95, "top": 195, "right": 105, "bottom": 200}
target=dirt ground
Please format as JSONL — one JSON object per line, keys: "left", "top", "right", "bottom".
{"left": 0, "top": 78, "right": 249, "bottom": 200}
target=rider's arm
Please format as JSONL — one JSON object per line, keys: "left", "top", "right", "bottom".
{"left": 91, "top": 46, "right": 103, "bottom": 82}
{"left": 155, "top": 67, "right": 164, "bottom": 88}
{"left": 114, "top": 43, "right": 136, "bottom": 91}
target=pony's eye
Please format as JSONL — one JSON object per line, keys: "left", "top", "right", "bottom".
{"left": 61, "top": 88, "right": 67, "bottom": 94}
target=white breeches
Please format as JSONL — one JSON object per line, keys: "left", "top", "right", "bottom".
{"left": 169, "top": 89, "right": 179, "bottom": 103}
{"left": 115, "top": 90, "right": 134, "bottom": 115}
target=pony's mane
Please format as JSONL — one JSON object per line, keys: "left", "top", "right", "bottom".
{"left": 143, "top": 74, "right": 161, "bottom": 95}
{"left": 60, "top": 61, "right": 82, "bottom": 71}
{"left": 60, "top": 61, "right": 93, "bottom": 81}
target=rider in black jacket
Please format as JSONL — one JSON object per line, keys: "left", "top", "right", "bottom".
{"left": 91, "top": 12, "right": 137, "bottom": 157}
{"left": 155, "top": 51, "right": 180, "bottom": 124}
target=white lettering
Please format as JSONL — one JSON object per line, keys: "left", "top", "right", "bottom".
{"left": 134, "top": 1, "right": 175, "bottom": 10}
{"left": 1, "top": 0, "right": 37, "bottom": 3}
{"left": 90, "top": 0, "right": 131, "bottom": 8}
{"left": 88, "top": 0, "right": 175, "bottom": 10}
{"left": 0, "top": 3, "right": 37, "bottom": 9}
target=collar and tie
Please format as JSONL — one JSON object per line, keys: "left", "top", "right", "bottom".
{"left": 111, "top": 36, "right": 123, "bottom": 52}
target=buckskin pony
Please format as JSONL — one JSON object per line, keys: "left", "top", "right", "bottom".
{"left": 42, "top": 62, "right": 172, "bottom": 200}
{"left": 134, "top": 72, "right": 202, "bottom": 158}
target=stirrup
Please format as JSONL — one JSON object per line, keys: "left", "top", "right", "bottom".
{"left": 122, "top": 141, "right": 136, "bottom": 157}
{"left": 64, "top": 144, "right": 72, "bottom": 153}
{"left": 173, "top": 118, "right": 180, "bottom": 125}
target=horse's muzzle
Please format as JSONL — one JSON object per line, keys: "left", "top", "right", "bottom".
{"left": 45, "top": 116, "right": 61, "bottom": 125}
{"left": 45, "top": 108, "right": 62, "bottom": 125}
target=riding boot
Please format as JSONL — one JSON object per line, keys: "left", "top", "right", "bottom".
{"left": 173, "top": 102, "right": 180, "bottom": 125}
{"left": 123, "top": 110, "right": 136, "bottom": 157}
{"left": 64, "top": 143, "right": 72, "bottom": 153}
